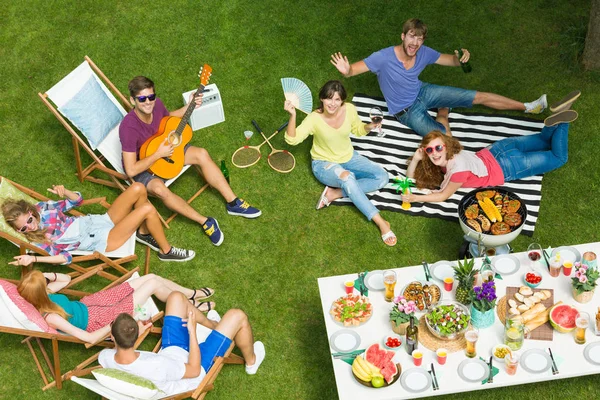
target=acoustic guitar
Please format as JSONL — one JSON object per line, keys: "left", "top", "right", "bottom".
{"left": 139, "top": 64, "right": 213, "bottom": 179}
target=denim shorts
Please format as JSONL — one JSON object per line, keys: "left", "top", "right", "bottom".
{"left": 132, "top": 144, "right": 192, "bottom": 187}
{"left": 56, "top": 213, "right": 114, "bottom": 253}
{"left": 396, "top": 83, "right": 476, "bottom": 136}
{"left": 161, "top": 315, "right": 232, "bottom": 372}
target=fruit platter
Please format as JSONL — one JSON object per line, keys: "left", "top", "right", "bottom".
{"left": 425, "top": 302, "right": 471, "bottom": 340}
{"left": 330, "top": 294, "right": 373, "bottom": 327}
{"left": 351, "top": 344, "right": 401, "bottom": 388}
{"left": 401, "top": 281, "right": 441, "bottom": 311}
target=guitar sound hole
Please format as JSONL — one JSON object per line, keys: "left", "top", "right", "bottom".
{"left": 168, "top": 132, "right": 181, "bottom": 146}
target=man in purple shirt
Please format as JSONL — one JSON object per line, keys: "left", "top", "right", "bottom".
{"left": 331, "top": 18, "right": 552, "bottom": 137}
{"left": 120, "top": 76, "right": 261, "bottom": 247}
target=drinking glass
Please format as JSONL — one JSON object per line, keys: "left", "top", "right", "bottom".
{"left": 505, "top": 353, "right": 519, "bottom": 375}
{"left": 369, "top": 107, "right": 385, "bottom": 137}
{"left": 575, "top": 312, "right": 590, "bottom": 345}
{"left": 383, "top": 270, "right": 397, "bottom": 302}
{"left": 464, "top": 327, "right": 479, "bottom": 358}
{"left": 344, "top": 280, "right": 354, "bottom": 295}
{"left": 549, "top": 255, "right": 561, "bottom": 277}
{"left": 527, "top": 243, "right": 543, "bottom": 270}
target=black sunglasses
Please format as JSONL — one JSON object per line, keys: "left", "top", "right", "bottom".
{"left": 19, "top": 214, "right": 34, "bottom": 233}
{"left": 136, "top": 94, "right": 156, "bottom": 103}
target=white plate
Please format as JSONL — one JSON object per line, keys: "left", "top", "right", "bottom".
{"left": 520, "top": 349, "right": 552, "bottom": 373}
{"left": 552, "top": 246, "right": 581, "bottom": 263}
{"left": 364, "top": 270, "right": 385, "bottom": 291}
{"left": 491, "top": 254, "right": 520, "bottom": 276}
{"left": 583, "top": 341, "right": 600, "bottom": 365}
{"left": 457, "top": 358, "right": 489, "bottom": 383}
{"left": 329, "top": 329, "right": 361, "bottom": 353}
{"left": 400, "top": 368, "right": 432, "bottom": 393}
{"left": 430, "top": 260, "right": 455, "bottom": 282}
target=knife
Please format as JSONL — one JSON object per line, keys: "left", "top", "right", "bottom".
{"left": 488, "top": 356, "right": 494, "bottom": 384}
{"left": 430, "top": 363, "right": 439, "bottom": 390}
{"left": 548, "top": 348, "right": 559, "bottom": 375}
{"left": 422, "top": 261, "right": 431, "bottom": 282}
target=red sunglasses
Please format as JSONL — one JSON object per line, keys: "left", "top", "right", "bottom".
{"left": 424, "top": 144, "right": 446, "bottom": 154}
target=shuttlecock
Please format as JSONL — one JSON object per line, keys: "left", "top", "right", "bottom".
{"left": 244, "top": 130, "right": 253, "bottom": 140}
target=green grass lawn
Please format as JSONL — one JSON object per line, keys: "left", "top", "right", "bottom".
{"left": 1, "top": 1, "right": 599, "bottom": 399}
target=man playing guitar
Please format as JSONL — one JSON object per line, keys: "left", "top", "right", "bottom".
{"left": 120, "top": 76, "right": 261, "bottom": 247}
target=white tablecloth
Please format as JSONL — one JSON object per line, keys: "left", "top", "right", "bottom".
{"left": 317, "top": 242, "right": 600, "bottom": 400}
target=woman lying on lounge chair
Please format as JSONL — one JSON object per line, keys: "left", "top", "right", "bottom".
{"left": 18, "top": 270, "right": 216, "bottom": 344}
{"left": 2, "top": 183, "right": 194, "bottom": 264}
{"left": 401, "top": 107, "right": 578, "bottom": 204}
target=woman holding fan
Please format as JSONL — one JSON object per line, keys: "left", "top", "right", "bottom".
{"left": 284, "top": 80, "right": 396, "bottom": 246}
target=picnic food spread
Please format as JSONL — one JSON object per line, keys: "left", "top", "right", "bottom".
{"left": 464, "top": 190, "right": 524, "bottom": 234}
{"left": 402, "top": 281, "right": 441, "bottom": 311}
{"left": 425, "top": 303, "right": 471, "bottom": 339}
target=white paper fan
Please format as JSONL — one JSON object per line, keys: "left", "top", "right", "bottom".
{"left": 281, "top": 77, "right": 313, "bottom": 114}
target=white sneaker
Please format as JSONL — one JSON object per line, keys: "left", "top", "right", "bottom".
{"left": 524, "top": 94, "right": 547, "bottom": 114}
{"left": 245, "top": 341, "right": 265, "bottom": 375}
{"left": 206, "top": 310, "right": 221, "bottom": 322}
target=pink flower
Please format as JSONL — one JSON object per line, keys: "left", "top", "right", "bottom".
{"left": 578, "top": 268, "right": 587, "bottom": 275}
{"left": 397, "top": 305, "right": 405, "bottom": 313}
{"left": 580, "top": 264, "right": 588, "bottom": 271}
{"left": 408, "top": 300, "right": 416, "bottom": 307}
{"left": 579, "top": 275, "right": 588, "bottom": 283}
{"left": 575, "top": 270, "right": 582, "bottom": 279}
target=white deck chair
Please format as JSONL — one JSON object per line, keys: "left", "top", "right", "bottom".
{"left": 0, "top": 269, "right": 162, "bottom": 391}
{"left": 71, "top": 322, "right": 244, "bottom": 400}
{"left": 0, "top": 176, "right": 150, "bottom": 280}
{"left": 38, "top": 56, "right": 209, "bottom": 227}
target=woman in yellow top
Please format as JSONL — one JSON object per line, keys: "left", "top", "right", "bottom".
{"left": 284, "top": 80, "right": 396, "bottom": 246}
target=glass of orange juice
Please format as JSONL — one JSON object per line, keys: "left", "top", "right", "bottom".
{"left": 383, "top": 270, "right": 397, "bottom": 302}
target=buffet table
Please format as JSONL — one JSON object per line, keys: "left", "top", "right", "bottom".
{"left": 318, "top": 242, "right": 600, "bottom": 400}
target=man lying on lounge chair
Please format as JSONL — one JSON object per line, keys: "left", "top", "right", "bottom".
{"left": 99, "top": 291, "right": 265, "bottom": 396}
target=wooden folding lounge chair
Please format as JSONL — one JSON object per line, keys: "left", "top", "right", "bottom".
{"left": 0, "top": 175, "right": 150, "bottom": 279}
{"left": 37, "top": 55, "right": 209, "bottom": 227}
{"left": 70, "top": 322, "right": 245, "bottom": 399}
{"left": 0, "top": 268, "right": 163, "bottom": 391}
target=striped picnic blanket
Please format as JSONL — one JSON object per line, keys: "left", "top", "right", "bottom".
{"left": 331, "top": 94, "right": 546, "bottom": 236}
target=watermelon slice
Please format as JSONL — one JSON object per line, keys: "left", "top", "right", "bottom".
{"left": 549, "top": 304, "right": 578, "bottom": 333}
{"left": 365, "top": 344, "right": 399, "bottom": 384}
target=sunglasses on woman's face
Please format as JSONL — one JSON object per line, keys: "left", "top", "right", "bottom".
{"left": 424, "top": 144, "right": 446, "bottom": 154}
{"left": 19, "top": 212, "right": 34, "bottom": 233}
{"left": 136, "top": 94, "right": 156, "bottom": 103}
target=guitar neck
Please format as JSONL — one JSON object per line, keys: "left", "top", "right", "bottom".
{"left": 175, "top": 84, "right": 206, "bottom": 135}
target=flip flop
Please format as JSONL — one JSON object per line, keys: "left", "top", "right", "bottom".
{"left": 191, "top": 299, "right": 215, "bottom": 312}
{"left": 549, "top": 90, "right": 581, "bottom": 113}
{"left": 189, "top": 287, "right": 215, "bottom": 301}
{"left": 316, "top": 186, "right": 331, "bottom": 210}
{"left": 544, "top": 110, "right": 578, "bottom": 127}
{"left": 381, "top": 230, "right": 397, "bottom": 247}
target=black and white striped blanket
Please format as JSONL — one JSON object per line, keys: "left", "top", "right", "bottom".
{"left": 332, "top": 93, "right": 546, "bottom": 236}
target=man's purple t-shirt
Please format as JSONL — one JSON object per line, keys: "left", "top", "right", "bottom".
{"left": 364, "top": 45, "right": 441, "bottom": 114}
{"left": 119, "top": 98, "right": 170, "bottom": 160}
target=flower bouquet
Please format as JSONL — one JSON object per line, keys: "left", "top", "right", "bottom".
{"left": 572, "top": 262, "right": 599, "bottom": 303}
{"left": 469, "top": 281, "right": 497, "bottom": 328}
{"left": 390, "top": 295, "right": 418, "bottom": 334}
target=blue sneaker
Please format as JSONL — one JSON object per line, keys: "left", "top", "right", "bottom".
{"left": 202, "top": 217, "right": 224, "bottom": 246}
{"left": 226, "top": 198, "right": 262, "bottom": 219}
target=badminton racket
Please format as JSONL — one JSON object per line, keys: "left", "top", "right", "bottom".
{"left": 231, "top": 121, "right": 288, "bottom": 168}
{"left": 251, "top": 120, "right": 296, "bottom": 174}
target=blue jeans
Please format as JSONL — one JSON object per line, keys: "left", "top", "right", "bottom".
{"left": 488, "top": 123, "right": 569, "bottom": 182}
{"left": 311, "top": 151, "right": 388, "bottom": 221}
{"left": 396, "top": 83, "right": 476, "bottom": 136}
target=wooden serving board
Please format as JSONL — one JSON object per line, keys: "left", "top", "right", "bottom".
{"left": 497, "top": 287, "right": 554, "bottom": 341}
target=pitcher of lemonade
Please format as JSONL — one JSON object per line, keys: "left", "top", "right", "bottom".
{"left": 504, "top": 314, "right": 530, "bottom": 351}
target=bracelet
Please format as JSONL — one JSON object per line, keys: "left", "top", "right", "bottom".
{"left": 53, "top": 272, "right": 57, "bottom": 282}
{"left": 34, "top": 256, "right": 38, "bottom": 263}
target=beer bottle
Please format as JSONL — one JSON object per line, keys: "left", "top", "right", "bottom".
{"left": 220, "top": 160, "right": 230, "bottom": 183}
{"left": 457, "top": 48, "right": 472, "bottom": 73}
{"left": 406, "top": 315, "right": 418, "bottom": 354}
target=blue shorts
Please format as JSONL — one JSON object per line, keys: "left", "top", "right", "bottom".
{"left": 395, "top": 82, "right": 476, "bottom": 137}
{"left": 161, "top": 315, "right": 232, "bottom": 372}
{"left": 132, "top": 144, "right": 193, "bottom": 187}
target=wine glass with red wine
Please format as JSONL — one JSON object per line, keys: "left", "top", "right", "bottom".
{"left": 527, "top": 243, "right": 543, "bottom": 270}
{"left": 369, "top": 107, "right": 385, "bottom": 137}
